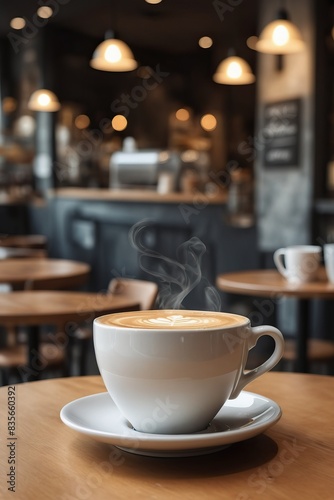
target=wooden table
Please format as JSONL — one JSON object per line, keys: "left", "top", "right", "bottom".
{"left": 0, "top": 234, "right": 47, "bottom": 249}
{"left": 0, "top": 258, "right": 90, "bottom": 290}
{"left": 0, "top": 291, "right": 139, "bottom": 381}
{"left": 217, "top": 268, "right": 334, "bottom": 372}
{"left": 0, "top": 372, "right": 333, "bottom": 499}
{"left": 0, "top": 247, "right": 46, "bottom": 259}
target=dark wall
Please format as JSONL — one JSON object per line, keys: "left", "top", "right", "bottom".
{"left": 48, "top": 25, "right": 256, "bottom": 153}
{"left": 48, "top": 196, "right": 259, "bottom": 311}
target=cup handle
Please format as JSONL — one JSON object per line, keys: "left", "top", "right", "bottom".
{"left": 229, "top": 325, "right": 285, "bottom": 399}
{"left": 273, "top": 248, "right": 288, "bottom": 278}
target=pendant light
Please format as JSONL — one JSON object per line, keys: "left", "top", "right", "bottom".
{"left": 28, "top": 89, "right": 61, "bottom": 112}
{"left": 90, "top": 1, "right": 137, "bottom": 72}
{"left": 255, "top": 7, "right": 305, "bottom": 54}
{"left": 27, "top": 27, "right": 61, "bottom": 113}
{"left": 90, "top": 30, "right": 138, "bottom": 72}
{"left": 213, "top": 50, "right": 255, "bottom": 85}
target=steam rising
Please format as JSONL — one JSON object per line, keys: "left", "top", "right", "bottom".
{"left": 129, "top": 221, "right": 221, "bottom": 311}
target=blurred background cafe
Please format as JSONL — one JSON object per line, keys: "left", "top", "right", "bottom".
{"left": 1, "top": 0, "right": 334, "bottom": 384}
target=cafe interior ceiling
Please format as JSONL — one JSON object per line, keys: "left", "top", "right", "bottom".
{"left": 0, "top": 0, "right": 260, "bottom": 134}
{"left": 0, "top": 0, "right": 259, "bottom": 57}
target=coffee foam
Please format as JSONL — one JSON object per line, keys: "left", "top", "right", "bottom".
{"left": 96, "top": 310, "right": 247, "bottom": 330}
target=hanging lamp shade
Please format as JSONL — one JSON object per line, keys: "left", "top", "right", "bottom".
{"left": 90, "top": 35, "right": 138, "bottom": 72}
{"left": 28, "top": 89, "right": 61, "bottom": 112}
{"left": 255, "top": 9, "right": 305, "bottom": 54}
{"left": 213, "top": 56, "right": 255, "bottom": 85}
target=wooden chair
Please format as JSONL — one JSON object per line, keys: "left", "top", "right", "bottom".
{"left": 281, "top": 338, "right": 334, "bottom": 374}
{"left": 0, "top": 328, "right": 65, "bottom": 385}
{"left": 73, "top": 278, "right": 159, "bottom": 375}
{"left": 107, "top": 277, "right": 159, "bottom": 310}
{"left": 0, "top": 240, "right": 63, "bottom": 385}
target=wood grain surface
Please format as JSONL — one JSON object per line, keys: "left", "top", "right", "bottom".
{"left": 0, "top": 258, "right": 90, "bottom": 289}
{"left": 0, "top": 291, "right": 140, "bottom": 326}
{"left": 0, "top": 372, "right": 333, "bottom": 499}
{"left": 50, "top": 187, "right": 227, "bottom": 205}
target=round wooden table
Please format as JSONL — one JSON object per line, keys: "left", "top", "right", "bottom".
{"left": 0, "top": 291, "right": 140, "bottom": 381}
{"left": 217, "top": 268, "right": 334, "bottom": 299}
{"left": 0, "top": 258, "right": 90, "bottom": 290}
{"left": 217, "top": 268, "right": 334, "bottom": 372}
{"left": 0, "top": 247, "right": 46, "bottom": 259}
{"left": 0, "top": 372, "right": 332, "bottom": 499}
{"left": 0, "top": 234, "right": 47, "bottom": 249}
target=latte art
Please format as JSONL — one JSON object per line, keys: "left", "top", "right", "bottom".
{"left": 96, "top": 310, "right": 247, "bottom": 329}
{"left": 145, "top": 315, "right": 205, "bottom": 327}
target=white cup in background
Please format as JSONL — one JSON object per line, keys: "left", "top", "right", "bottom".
{"left": 273, "top": 245, "right": 321, "bottom": 284}
{"left": 324, "top": 244, "right": 334, "bottom": 283}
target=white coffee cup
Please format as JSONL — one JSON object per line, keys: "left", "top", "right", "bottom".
{"left": 93, "top": 309, "right": 284, "bottom": 434}
{"left": 273, "top": 245, "right": 321, "bottom": 284}
{"left": 324, "top": 244, "right": 334, "bottom": 283}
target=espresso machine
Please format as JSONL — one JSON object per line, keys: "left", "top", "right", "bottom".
{"left": 109, "top": 138, "right": 183, "bottom": 192}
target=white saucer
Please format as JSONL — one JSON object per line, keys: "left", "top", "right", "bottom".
{"left": 60, "top": 391, "right": 281, "bottom": 457}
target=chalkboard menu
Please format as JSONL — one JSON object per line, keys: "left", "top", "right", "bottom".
{"left": 262, "top": 98, "right": 301, "bottom": 168}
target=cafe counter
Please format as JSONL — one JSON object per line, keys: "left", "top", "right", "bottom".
{"left": 31, "top": 188, "right": 258, "bottom": 309}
